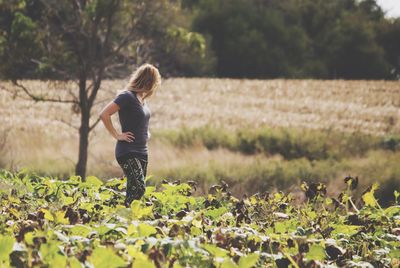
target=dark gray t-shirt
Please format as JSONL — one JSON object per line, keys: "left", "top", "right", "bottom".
{"left": 113, "top": 90, "right": 151, "bottom": 159}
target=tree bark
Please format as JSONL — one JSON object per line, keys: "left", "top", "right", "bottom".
{"left": 75, "top": 75, "right": 90, "bottom": 180}
{"left": 75, "top": 108, "right": 90, "bottom": 180}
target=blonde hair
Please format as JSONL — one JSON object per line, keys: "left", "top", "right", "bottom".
{"left": 123, "top": 63, "right": 161, "bottom": 99}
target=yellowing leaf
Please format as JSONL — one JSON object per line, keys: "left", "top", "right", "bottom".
{"left": 0, "top": 235, "right": 15, "bottom": 263}
{"left": 127, "top": 224, "right": 137, "bottom": 236}
{"left": 55, "top": 211, "right": 68, "bottom": 224}
{"left": 24, "top": 232, "right": 34, "bottom": 246}
{"left": 137, "top": 223, "right": 157, "bottom": 237}
{"left": 238, "top": 253, "right": 259, "bottom": 268}
{"left": 204, "top": 207, "right": 228, "bottom": 219}
{"left": 69, "top": 225, "right": 91, "bottom": 237}
{"left": 89, "top": 247, "right": 126, "bottom": 268}
{"left": 131, "top": 251, "right": 156, "bottom": 268}
{"left": 305, "top": 244, "right": 326, "bottom": 261}
{"left": 131, "top": 200, "right": 153, "bottom": 220}
{"left": 221, "top": 258, "right": 238, "bottom": 268}
{"left": 40, "top": 208, "right": 54, "bottom": 221}
{"left": 203, "top": 244, "right": 228, "bottom": 258}
{"left": 190, "top": 226, "right": 202, "bottom": 236}
{"left": 362, "top": 183, "right": 379, "bottom": 207}
{"left": 68, "top": 257, "right": 82, "bottom": 268}
{"left": 332, "top": 224, "right": 360, "bottom": 236}
{"left": 86, "top": 176, "right": 103, "bottom": 187}
{"left": 64, "top": 196, "right": 74, "bottom": 205}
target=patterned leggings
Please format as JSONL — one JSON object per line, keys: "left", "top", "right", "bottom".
{"left": 117, "top": 154, "right": 148, "bottom": 207}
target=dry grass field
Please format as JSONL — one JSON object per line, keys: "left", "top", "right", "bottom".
{"left": 0, "top": 78, "right": 399, "bottom": 195}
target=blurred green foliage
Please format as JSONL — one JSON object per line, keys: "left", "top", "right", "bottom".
{"left": 189, "top": 0, "right": 400, "bottom": 79}
{"left": 1, "top": 0, "right": 399, "bottom": 79}
{"left": 0, "top": 0, "right": 216, "bottom": 79}
{"left": 154, "top": 126, "right": 399, "bottom": 160}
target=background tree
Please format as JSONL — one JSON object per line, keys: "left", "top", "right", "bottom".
{"left": 186, "top": 0, "right": 397, "bottom": 79}
{"left": 0, "top": 0, "right": 213, "bottom": 179}
{"left": 191, "top": 0, "right": 310, "bottom": 78}
{"left": 377, "top": 18, "right": 400, "bottom": 79}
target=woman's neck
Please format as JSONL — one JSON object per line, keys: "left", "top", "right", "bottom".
{"left": 136, "top": 92, "right": 146, "bottom": 104}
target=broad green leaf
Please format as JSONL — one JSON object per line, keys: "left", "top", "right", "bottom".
{"left": 362, "top": 183, "right": 379, "bottom": 207}
{"left": 389, "top": 249, "right": 400, "bottom": 258}
{"left": 131, "top": 251, "right": 156, "bottom": 268}
{"left": 190, "top": 226, "right": 202, "bottom": 236}
{"left": 127, "top": 224, "right": 136, "bottom": 236}
{"left": 86, "top": 176, "right": 103, "bottom": 187}
{"left": 64, "top": 196, "right": 74, "bottom": 205}
{"left": 305, "top": 244, "right": 326, "bottom": 261}
{"left": 385, "top": 206, "right": 400, "bottom": 217}
{"left": 0, "top": 235, "right": 15, "bottom": 263}
{"left": 131, "top": 200, "right": 153, "bottom": 220}
{"left": 24, "top": 232, "right": 34, "bottom": 245}
{"left": 99, "top": 192, "right": 112, "bottom": 201}
{"left": 204, "top": 207, "right": 228, "bottom": 219}
{"left": 69, "top": 225, "right": 92, "bottom": 237}
{"left": 331, "top": 224, "right": 360, "bottom": 236}
{"left": 40, "top": 208, "right": 54, "bottom": 221}
{"left": 89, "top": 247, "right": 126, "bottom": 268}
{"left": 238, "top": 253, "right": 259, "bottom": 268}
{"left": 132, "top": 257, "right": 156, "bottom": 268}
{"left": 40, "top": 243, "right": 67, "bottom": 266}
{"left": 274, "top": 220, "right": 297, "bottom": 234}
{"left": 68, "top": 257, "right": 82, "bottom": 268}
{"left": 54, "top": 211, "right": 69, "bottom": 224}
{"left": 222, "top": 258, "right": 238, "bottom": 268}
{"left": 137, "top": 223, "right": 157, "bottom": 237}
{"left": 203, "top": 244, "right": 228, "bottom": 258}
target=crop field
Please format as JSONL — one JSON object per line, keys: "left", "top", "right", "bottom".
{"left": 0, "top": 170, "right": 399, "bottom": 267}
{"left": 0, "top": 79, "right": 400, "bottom": 200}
{"left": 0, "top": 79, "right": 400, "bottom": 267}
{"left": 1, "top": 79, "right": 400, "bottom": 134}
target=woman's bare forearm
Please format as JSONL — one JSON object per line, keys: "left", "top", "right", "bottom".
{"left": 100, "top": 114, "right": 119, "bottom": 140}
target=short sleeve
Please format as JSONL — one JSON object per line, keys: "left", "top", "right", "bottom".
{"left": 113, "top": 92, "right": 130, "bottom": 109}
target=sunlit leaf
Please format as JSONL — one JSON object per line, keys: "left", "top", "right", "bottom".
{"left": 305, "top": 244, "right": 326, "bottom": 261}
{"left": 204, "top": 207, "right": 228, "bottom": 219}
{"left": 331, "top": 224, "right": 360, "bottom": 236}
{"left": 0, "top": 235, "right": 15, "bottom": 263}
{"left": 40, "top": 208, "right": 54, "bottom": 221}
{"left": 86, "top": 176, "right": 103, "bottom": 187}
{"left": 69, "top": 225, "right": 92, "bottom": 237}
{"left": 221, "top": 258, "right": 238, "bottom": 268}
{"left": 89, "top": 246, "right": 126, "bottom": 268}
{"left": 68, "top": 257, "right": 82, "bottom": 268}
{"left": 203, "top": 244, "right": 228, "bottom": 258}
{"left": 131, "top": 200, "right": 153, "bottom": 220}
{"left": 362, "top": 183, "right": 379, "bottom": 207}
{"left": 238, "top": 253, "right": 259, "bottom": 268}
{"left": 137, "top": 223, "right": 157, "bottom": 237}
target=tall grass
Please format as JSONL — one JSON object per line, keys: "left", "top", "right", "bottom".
{"left": 154, "top": 126, "right": 399, "bottom": 161}
{"left": 153, "top": 149, "right": 400, "bottom": 206}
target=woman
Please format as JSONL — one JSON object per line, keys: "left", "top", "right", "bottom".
{"left": 99, "top": 63, "right": 161, "bottom": 207}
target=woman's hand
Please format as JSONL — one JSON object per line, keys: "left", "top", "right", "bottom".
{"left": 117, "top": 132, "right": 135, "bottom": 142}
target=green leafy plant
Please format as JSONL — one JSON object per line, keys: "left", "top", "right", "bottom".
{"left": 0, "top": 169, "right": 399, "bottom": 267}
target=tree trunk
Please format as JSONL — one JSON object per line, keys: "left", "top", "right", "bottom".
{"left": 75, "top": 108, "right": 90, "bottom": 180}
{"left": 75, "top": 75, "right": 90, "bottom": 181}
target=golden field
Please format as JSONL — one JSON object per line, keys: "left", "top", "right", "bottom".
{"left": 0, "top": 78, "right": 399, "bottom": 198}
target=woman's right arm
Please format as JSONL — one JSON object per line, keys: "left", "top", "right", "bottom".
{"left": 99, "top": 101, "right": 135, "bottom": 142}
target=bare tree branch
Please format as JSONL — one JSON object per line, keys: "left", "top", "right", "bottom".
{"left": 56, "top": 117, "right": 79, "bottom": 130}
{"left": 89, "top": 116, "right": 101, "bottom": 132}
{"left": 12, "top": 81, "right": 79, "bottom": 104}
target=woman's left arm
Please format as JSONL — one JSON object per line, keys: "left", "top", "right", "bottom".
{"left": 99, "top": 101, "right": 135, "bottom": 142}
